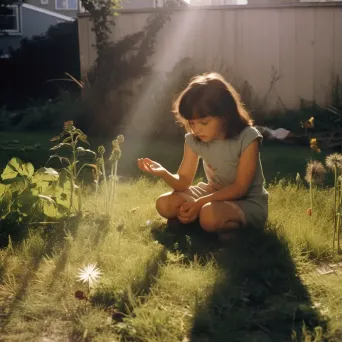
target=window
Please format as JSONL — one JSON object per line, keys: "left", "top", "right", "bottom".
{"left": 55, "top": 0, "right": 78, "bottom": 10}
{"left": 0, "top": 6, "right": 20, "bottom": 33}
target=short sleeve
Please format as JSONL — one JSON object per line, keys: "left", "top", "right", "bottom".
{"left": 239, "top": 126, "right": 263, "bottom": 155}
{"left": 185, "top": 133, "right": 199, "bottom": 155}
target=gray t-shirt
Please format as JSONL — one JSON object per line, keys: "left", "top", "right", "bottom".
{"left": 185, "top": 126, "right": 268, "bottom": 228}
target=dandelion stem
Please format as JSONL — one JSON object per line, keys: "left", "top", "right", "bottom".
{"left": 337, "top": 211, "right": 341, "bottom": 254}
{"left": 310, "top": 180, "right": 313, "bottom": 215}
{"left": 333, "top": 166, "right": 338, "bottom": 250}
{"left": 101, "top": 163, "right": 108, "bottom": 215}
{"left": 77, "top": 188, "right": 82, "bottom": 214}
{"left": 338, "top": 178, "right": 342, "bottom": 253}
{"left": 112, "top": 160, "right": 118, "bottom": 205}
{"left": 95, "top": 171, "right": 99, "bottom": 211}
{"left": 110, "top": 161, "right": 114, "bottom": 207}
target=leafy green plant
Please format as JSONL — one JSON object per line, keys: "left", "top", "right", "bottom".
{"left": 47, "top": 121, "right": 96, "bottom": 214}
{"left": 109, "top": 135, "right": 124, "bottom": 206}
{"left": 303, "top": 154, "right": 342, "bottom": 254}
{"left": 0, "top": 157, "right": 70, "bottom": 224}
{"left": 95, "top": 134, "right": 124, "bottom": 216}
{"left": 325, "top": 154, "right": 342, "bottom": 253}
{"left": 305, "top": 161, "right": 326, "bottom": 217}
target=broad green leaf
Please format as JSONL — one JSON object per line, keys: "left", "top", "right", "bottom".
{"left": 38, "top": 194, "right": 56, "bottom": 203}
{"left": 0, "top": 183, "right": 7, "bottom": 197}
{"left": 38, "top": 195, "right": 60, "bottom": 219}
{"left": 37, "top": 182, "right": 62, "bottom": 197}
{"left": 58, "top": 170, "right": 71, "bottom": 190}
{"left": 76, "top": 147, "right": 96, "bottom": 156}
{"left": 50, "top": 143, "right": 72, "bottom": 151}
{"left": 78, "top": 134, "right": 90, "bottom": 145}
{"left": 50, "top": 135, "right": 61, "bottom": 142}
{"left": 55, "top": 192, "right": 69, "bottom": 208}
{"left": 46, "top": 155, "right": 70, "bottom": 166}
{"left": 75, "top": 128, "right": 85, "bottom": 135}
{"left": 1, "top": 158, "right": 34, "bottom": 180}
{"left": 22, "top": 162, "right": 34, "bottom": 178}
{"left": 2, "top": 177, "right": 27, "bottom": 195}
{"left": 62, "top": 136, "right": 72, "bottom": 143}
{"left": 16, "top": 192, "right": 39, "bottom": 217}
{"left": 33, "top": 168, "right": 59, "bottom": 183}
{"left": 31, "top": 181, "right": 53, "bottom": 194}
{"left": 1, "top": 158, "right": 20, "bottom": 180}
{"left": 0, "top": 191, "right": 12, "bottom": 219}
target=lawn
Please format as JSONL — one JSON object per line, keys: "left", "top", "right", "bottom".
{"left": 0, "top": 179, "right": 341, "bottom": 341}
{"left": 0, "top": 131, "right": 341, "bottom": 341}
{"left": 0, "top": 131, "right": 331, "bottom": 183}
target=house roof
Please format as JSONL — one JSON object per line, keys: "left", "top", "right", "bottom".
{"left": 22, "top": 3, "right": 75, "bottom": 21}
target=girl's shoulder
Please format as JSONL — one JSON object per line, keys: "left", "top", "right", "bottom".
{"left": 239, "top": 125, "right": 262, "bottom": 137}
{"left": 235, "top": 125, "right": 263, "bottom": 155}
{"left": 184, "top": 133, "right": 200, "bottom": 154}
{"left": 237, "top": 125, "right": 263, "bottom": 142}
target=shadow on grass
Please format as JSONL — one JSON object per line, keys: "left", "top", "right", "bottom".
{"left": 151, "top": 222, "right": 326, "bottom": 342}
{"left": 0, "top": 220, "right": 29, "bottom": 249}
{"left": 0, "top": 216, "right": 82, "bottom": 331}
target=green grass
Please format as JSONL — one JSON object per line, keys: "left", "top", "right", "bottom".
{"left": 0, "top": 131, "right": 331, "bottom": 184}
{"left": 0, "top": 178, "right": 341, "bottom": 341}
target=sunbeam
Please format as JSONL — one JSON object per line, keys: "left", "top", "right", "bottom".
{"left": 120, "top": 9, "right": 200, "bottom": 141}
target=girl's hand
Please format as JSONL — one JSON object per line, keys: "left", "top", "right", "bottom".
{"left": 137, "top": 158, "right": 166, "bottom": 177}
{"left": 178, "top": 200, "right": 202, "bottom": 224}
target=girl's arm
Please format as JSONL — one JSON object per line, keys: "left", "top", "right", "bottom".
{"left": 197, "top": 140, "right": 259, "bottom": 206}
{"left": 161, "top": 143, "right": 199, "bottom": 192}
{"left": 137, "top": 143, "right": 199, "bottom": 192}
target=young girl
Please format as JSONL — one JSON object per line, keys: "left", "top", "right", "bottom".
{"left": 137, "top": 72, "right": 268, "bottom": 237}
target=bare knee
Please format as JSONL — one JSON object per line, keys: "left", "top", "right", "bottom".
{"left": 156, "top": 193, "right": 185, "bottom": 219}
{"left": 199, "top": 203, "right": 220, "bottom": 232}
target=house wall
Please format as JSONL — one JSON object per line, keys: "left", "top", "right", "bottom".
{"left": 78, "top": 2, "right": 342, "bottom": 111}
{"left": 0, "top": 5, "right": 73, "bottom": 54}
{"left": 25, "top": 0, "right": 78, "bottom": 17}
{"left": 121, "top": 0, "right": 155, "bottom": 9}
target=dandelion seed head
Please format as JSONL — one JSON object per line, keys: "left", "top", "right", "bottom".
{"left": 305, "top": 161, "right": 326, "bottom": 185}
{"left": 110, "top": 147, "right": 121, "bottom": 161}
{"left": 325, "top": 153, "right": 342, "bottom": 170}
{"left": 116, "top": 135, "right": 124, "bottom": 144}
{"left": 98, "top": 146, "right": 105, "bottom": 155}
{"left": 77, "top": 263, "right": 102, "bottom": 287}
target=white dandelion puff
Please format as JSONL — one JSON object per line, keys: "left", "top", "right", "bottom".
{"left": 77, "top": 263, "right": 102, "bottom": 287}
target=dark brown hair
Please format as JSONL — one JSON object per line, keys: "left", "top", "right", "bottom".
{"left": 172, "top": 72, "right": 252, "bottom": 138}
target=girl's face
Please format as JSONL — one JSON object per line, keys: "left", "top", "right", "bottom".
{"left": 188, "top": 116, "right": 225, "bottom": 142}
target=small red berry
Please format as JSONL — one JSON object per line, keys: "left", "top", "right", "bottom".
{"left": 75, "top": 290, "right": 86, "bottom": 300}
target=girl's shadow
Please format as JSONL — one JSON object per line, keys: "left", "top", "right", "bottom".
{"left": 151, "top": 220, "right": 326, "bottom": 342}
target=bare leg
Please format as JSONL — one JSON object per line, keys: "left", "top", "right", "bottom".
{"left": 199, "top": 202, "right": 245, "bottom": 236}
{"left": 156, "top": 192, "right": 187, "bottom": 219}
